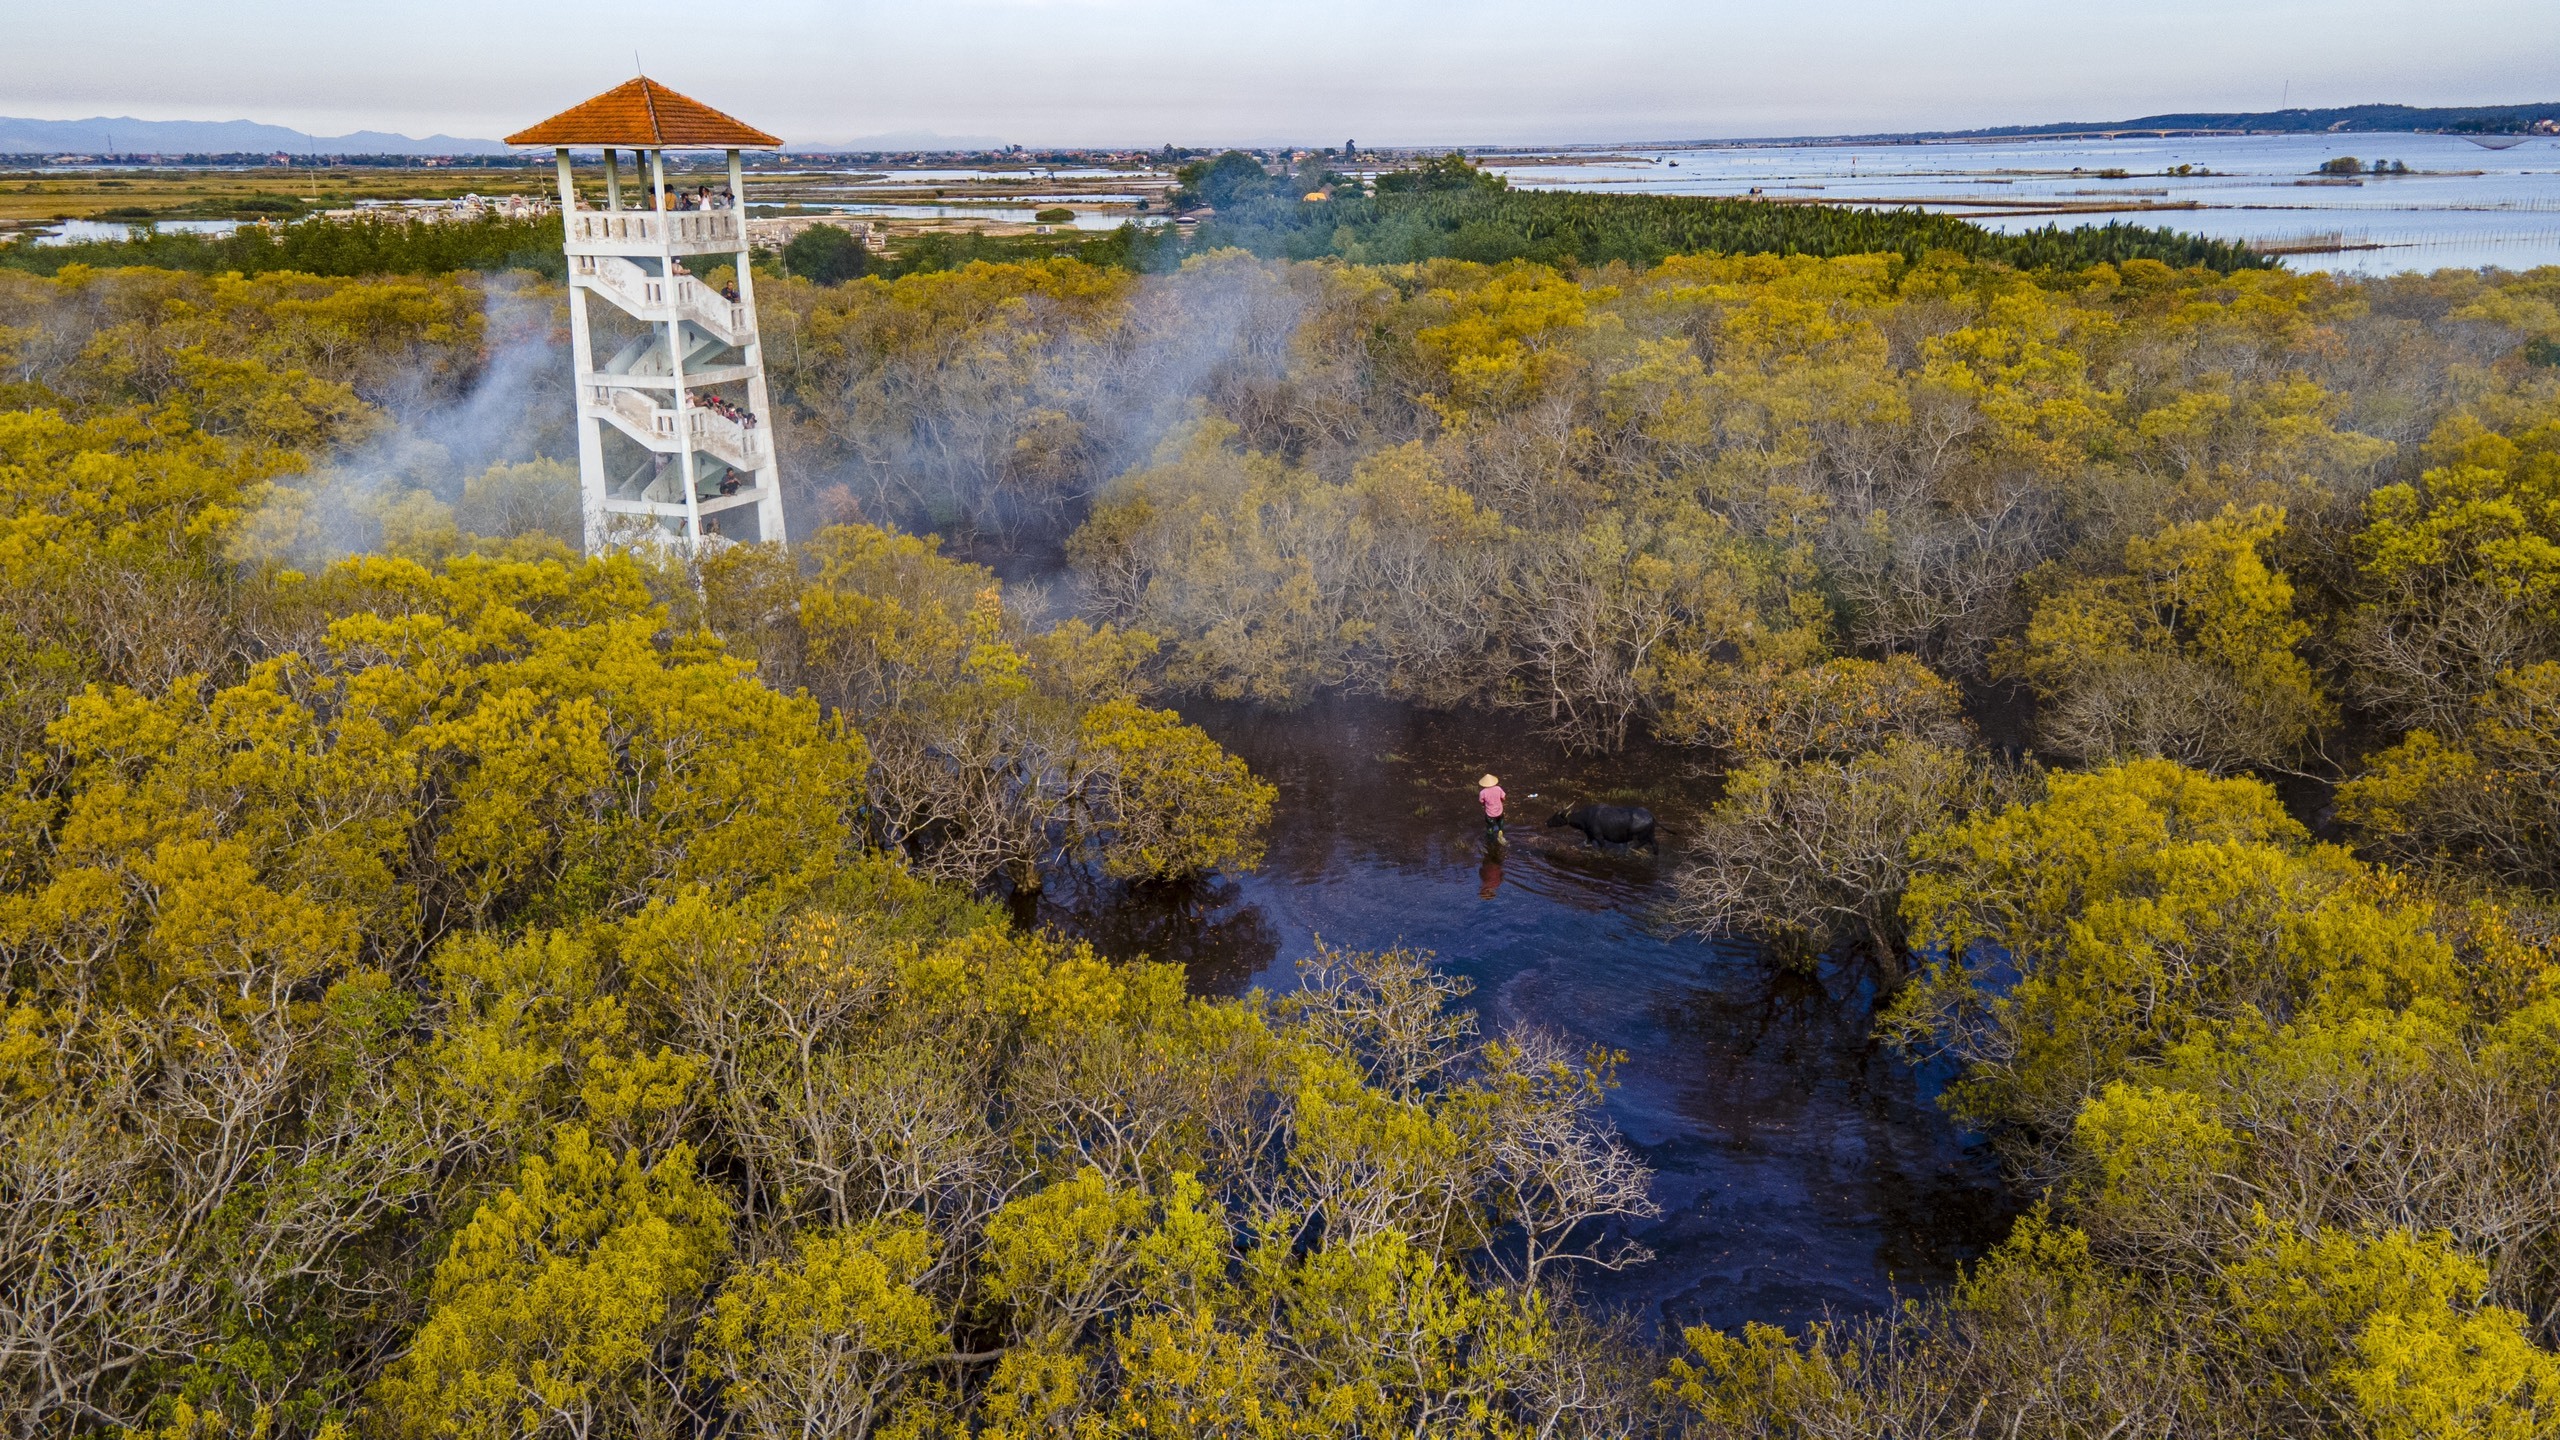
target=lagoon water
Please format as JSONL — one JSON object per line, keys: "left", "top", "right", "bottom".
{"left": 775, "top": 200, "right": 1143, "bottom": 231}
{"left": 1493, "top": 132, "right": 2560, "bottom": 275}
{"left": 1029, "top": 697, "right": 2014, "bottom": 1335}
{"left": 35, "top": 217, "right": 241, "bottom": 246}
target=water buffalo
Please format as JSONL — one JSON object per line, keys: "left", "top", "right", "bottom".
{"left": 1548, "top": 802, "right": 1657, "bottom": 848}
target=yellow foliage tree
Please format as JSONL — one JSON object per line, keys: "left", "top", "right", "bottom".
{"left": 2010, "top": 503, "right": 2329, "bottom": 771}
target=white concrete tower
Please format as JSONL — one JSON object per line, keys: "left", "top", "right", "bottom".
{"left": 507, "top": 79, "right": 787, "bottom": 552}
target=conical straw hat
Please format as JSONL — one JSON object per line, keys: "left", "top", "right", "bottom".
{"left": 1478, "top": 774, "right": 1500, "bottom": 788}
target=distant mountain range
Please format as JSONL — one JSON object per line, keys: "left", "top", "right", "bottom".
{"left": 0, "top": 114, "right": 1028, "bottom": 158}
{"left": 0, "top": 115, "right": 508, "bottom": 155}
{"left": 8, "top": 100, "right": 2556, "bottom": 163}
{"left": 1862, "top": 102, "right": 2560, "bottom": 142}
{"left": 787, "top": 131, "right": 1010, "bottom": 153}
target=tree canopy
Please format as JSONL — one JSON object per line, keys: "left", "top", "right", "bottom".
{"left": 9, "top": 226, "right": 2560, "bottom": 1438}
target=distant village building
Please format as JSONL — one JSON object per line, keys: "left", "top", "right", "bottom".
{"left": 745, "top": 213, "right": 887, "bottom": 253}
{"left": 319, "top": 193, "right": 556, "bottom": 223}
{"left": 507, "top": 78, "right": 788, "bottom": 554}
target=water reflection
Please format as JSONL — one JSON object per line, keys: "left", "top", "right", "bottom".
{"left": 1032, "top": 694, "right": 2015, "bottom": 1334}
{"left": 1020, "top": 868, "right": 1279, "bottom": 994}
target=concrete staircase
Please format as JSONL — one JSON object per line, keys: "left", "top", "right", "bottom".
{"left": 588, "top": 384, "right": 768, "bottom": 475}
{"left": 573, "top": 252, "right": 754, "bottom": 348}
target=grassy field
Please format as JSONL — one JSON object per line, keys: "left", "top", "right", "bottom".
{"left": 742, "top": 165, "right": 1172, "bottom": 238}
{"left": 0, "top": 163, "right": 1173, "bottom": 243}
{"left": 0, "top": 166, "right": 566, "bottom": 235}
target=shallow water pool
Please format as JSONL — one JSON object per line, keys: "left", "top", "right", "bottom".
{"left": 1027, "top": 695, "right": 2015, "bottom": 1333}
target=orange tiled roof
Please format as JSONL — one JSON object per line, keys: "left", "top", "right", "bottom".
{"left": 507, "top": 78, "right": 780, "bottom": 148}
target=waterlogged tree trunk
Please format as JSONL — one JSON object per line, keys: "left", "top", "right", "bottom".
{"left": 1866, "top": 913, "right": 1910, "bottom": 980}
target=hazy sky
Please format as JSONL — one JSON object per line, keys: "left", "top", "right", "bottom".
{"left": 9, "top": 0, "right": 2559, "bottom": 147}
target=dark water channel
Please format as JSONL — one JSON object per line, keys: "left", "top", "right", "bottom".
{"left": 1026, "top": 695, "right": 2015, "bottom": 1334}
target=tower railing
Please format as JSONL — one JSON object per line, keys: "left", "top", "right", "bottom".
{"left": 566, "top": 209, "right": 743, "bottom": 255}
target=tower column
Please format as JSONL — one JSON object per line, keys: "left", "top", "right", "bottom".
{"left": 651, "top": 146, "right": 701, "bottom": 547}
{"left": 729, "top": 146, "right": 787, "bottom": 544}
{"left": 567, "top": 283, "right": 608, "bottom": 552}
{"left": 557, "top": 145, "right": 607, "bottom": 551}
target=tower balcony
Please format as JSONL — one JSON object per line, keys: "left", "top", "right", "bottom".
{"left": 566, "top": 207, "right": 744, "bottom": 258}
{"left": 587, "top": 383, "right": 770, "bottom": 474}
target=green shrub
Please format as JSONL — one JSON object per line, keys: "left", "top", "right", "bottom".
{"left": 779, "top": 222, "right": 868, "bottom": 285}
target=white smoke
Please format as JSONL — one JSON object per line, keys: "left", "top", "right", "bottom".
{"left": 784, "top": 252, "right": 1362, "bottom": 578}
{"left": 240, "top": 273, "right": 576, "bottom": 563}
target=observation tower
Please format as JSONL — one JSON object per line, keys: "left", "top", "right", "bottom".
{"left": 508, "top": 79, "right": 786, "bottom": 551}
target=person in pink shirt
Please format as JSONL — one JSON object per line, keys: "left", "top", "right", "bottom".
{"left": 1478, "top": 773, "right": 1507, "bottom": 841}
